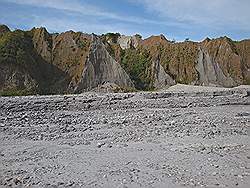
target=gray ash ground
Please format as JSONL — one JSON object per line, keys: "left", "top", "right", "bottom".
{"left": 0, "top": 85, "right": 250, "bottom": 187}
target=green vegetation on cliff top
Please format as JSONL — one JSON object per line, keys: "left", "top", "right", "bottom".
{"left": 121, "top": 48, "right": 152, "bottom": 90}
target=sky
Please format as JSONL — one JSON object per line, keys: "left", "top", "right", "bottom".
{"left": 0, "top": 0, "right": 249, "bottom": 41}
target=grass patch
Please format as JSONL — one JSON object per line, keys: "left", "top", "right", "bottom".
{"left": 0, "top": 88, "right": 36, "bottom": 97}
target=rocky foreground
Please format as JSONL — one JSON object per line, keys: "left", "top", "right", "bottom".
{"left": 0, "top": 85, "right": 250, "bottom": 188}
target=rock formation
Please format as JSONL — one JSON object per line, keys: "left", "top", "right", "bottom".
{"left": 0, "top": 63, "right": 38, "bottom": 95}
{"left": 117, "top": 35, "right": 141, "bottom": 49}
{"left": 151, "top": 56, "right": 175, "bottom": 89}
{"left": 74, "top": 35, "right": 134, "bottom": 92}
{"left": 0, "top": 25, "right": 10, "bottom": 36}
{"left": 195, "top": 47, "right": 236, "bottom": 87}
{"left": 0, "top": 25, "right": 249, "bottom": 95}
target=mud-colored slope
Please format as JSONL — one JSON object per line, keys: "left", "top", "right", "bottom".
{"left": 135, "top": 36, "right": 249, "bottom": 87}
{"left": 198, "top": 37, "right": 243, "bottom": 86}
{"left": 0, "top": 29, "right": 63, "bottom": 95}
{"left": 235, "top": 39, "right": 250, "bottom": 84}
{"left": 52, "top": 31, "right": 91, "bottom": 89}
{"left": 0, "top": 25, "right": 250, "bottom": 95}
{"left": 31, "top": 28, "right": 92, "bottom": 91}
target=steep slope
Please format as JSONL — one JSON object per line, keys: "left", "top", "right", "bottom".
{"left": 118, "top": 35, "right": 199, "bottom": 89}
{"left": 234, "top": 39, "right": 250, "bottom": 84}
{"left": 51, "top": 31, "right": 92, "bottom": 90}
{"left": 195, "top": 47, "right": 236, "bottom": 87}
{"left": 0, "top": 28, "right": 68, "bottom": 95}
{"left": 125, "top": 35, "right": 248, "bottom": 88}
{"left": 31, "top": 27, "right": 52, "bottom": 63}
{"left": 0, "top": 25, "right": 250, "bottom": 96}
{"left": 0, "top": 25, "right": 10, "bottom": 36}
{"left": 31, "top": 28, "right": 92, "bottom": 92}
{"left": 197, "top": 37, "right": 243, "bottom": 86}
{"left": 140, "top": 37, "right": 199, "bottom": 84}
{"left": 75, "top": 35, "right": 134, "bottom": 92}
{"left": 0, "top": 30, "right": 42, "bottom": 95}
{"left": 151, "top": 56, "right": 176, "bottom": 89}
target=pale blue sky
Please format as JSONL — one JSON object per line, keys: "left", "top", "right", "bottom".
{"left": 0, "top": 0, "right": 249, "bottom": 41}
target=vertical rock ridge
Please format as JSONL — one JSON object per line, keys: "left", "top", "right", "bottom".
{"left": 74, "top": 35, "right": 134, "bottom": 92}
{"left": 196, "top": 47, "right": 236, "bottom": 87}
{"left": 32, "top": 27, "right": 52, "bottom": 63}
{"left": 152, "top": 56, "right": 175, "bottom": 89}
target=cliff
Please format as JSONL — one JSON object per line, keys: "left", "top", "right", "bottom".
{"left": 0, "top": 25, "right": 249, "bottom": 95}
{"left": 74, "top": 35, "right": 134, "bottom": 92}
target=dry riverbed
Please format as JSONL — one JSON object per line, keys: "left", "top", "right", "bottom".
{"left": 0, "top": 85, "right": 250, "bottom": 187}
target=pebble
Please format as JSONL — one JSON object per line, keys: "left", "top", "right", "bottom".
{"left": 1, "top": 89, "right": 249, "bottom": 187}
{"left": 212, "top": 172, "right": 218, "bottom": 176}
{"left": 97, "top": 142, "right": 105, "bottom": 148}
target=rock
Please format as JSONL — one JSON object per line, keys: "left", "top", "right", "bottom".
{"left": 152, "top": 57, "right": 175, "bottom": 89}
{"left": 5, "top": 177, "right": 13, "bottom": 182}
{"left": 74, "top": 34, "right": 134, "bottom": 92}
{"left": 1, "top": 26, "right": 250, "bottom": 94}
{"left": 97, "top": 142, "right": 105, "bottom": 148}
{"left": 13, "top": 177, "right": 22, "bottom": 185}
{"left": 117, "top": 35, "right": 141, "bottom": 49}
{"left": 238, "top": 175, "right": 243, "bottom": 179}
{"left": 212, "top": 172, "right": 218, "bottom": 176}
{"left": 0, "top": 24, "right": 10, "bottom": 36}
{"left": 195, "top": 47, "right": 237, "bottom": 87}
{"left": 57, "top": 182, "right": 64, "bottom": 186}
{"left": 236, "top": 112, "right": 250, "bottom": 117}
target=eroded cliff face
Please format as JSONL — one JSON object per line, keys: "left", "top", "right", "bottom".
{"left": 234, "top": 39, "right": 250, "bottom": 84}
{"left": 0, "top": 28, "right": 57, "bottom": 95}
{"left": 74, "top": 35, "right": 134, "bottom": 92}
{"left": 52, "top": 31, "right": 92, "bottom": 87}
{"left": 0, "top": 25, "right": 250, "bottom": 95}
{"left": 31, "top": 28, "right": 92, "bottom": 91}
{"left": 195, "top": 47, "right": 236, "bottom": 87}
{"left": 32, "top": 27, "right": 52, "bottom": 63}
{"left": 151, "top": 57, "right": 175, "bottom": 89}
{"left": 0, "top": 63, "right": 38, "bottom": 95}
{"left": 198, "top": 37, "right": 244, "bottom": 86}
{"left": 127, "top": 35, "right": 248, "bottom": 88}
{"left": 117, "top": 35, "right": 141, "bottom": 50}
{"left": 0, "top": 25, "right": 10, "bottom": 37}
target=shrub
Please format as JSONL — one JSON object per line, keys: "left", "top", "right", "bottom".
{"left": 0, "top": 88, "right": 35, "bottom": 96}
{"left": 120, "top": 48, "right": 152, "bottom": 90}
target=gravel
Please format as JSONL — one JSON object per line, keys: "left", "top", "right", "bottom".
{"left": 0, "top": 85, "right": 250, "bottom": 187}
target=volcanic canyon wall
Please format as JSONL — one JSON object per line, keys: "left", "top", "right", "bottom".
{"left": 0, "top": 25, "right": 249, "bottom": 95}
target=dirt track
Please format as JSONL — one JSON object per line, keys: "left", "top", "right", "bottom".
{"left": 0, "top": 86, "right": 250, "bottom": 187}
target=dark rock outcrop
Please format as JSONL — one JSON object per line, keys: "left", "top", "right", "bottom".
{"left": 0, "top": 25, "right": 10, "bottom": 36}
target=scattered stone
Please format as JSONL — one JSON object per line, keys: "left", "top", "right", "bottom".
{"left": 236, "top": 112, "right": 250, "bottom": 117}
{"left": 212, "top": 172, "right": 218, "bottom": 176}
{"left": 13, "top": 177, "right": 22, "bottom": 185}
{"left": 1, "top": 87, "right": 250, "bottom": 187}
{"left": 97, "top": 142, "right": 105, "bottom": 148}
